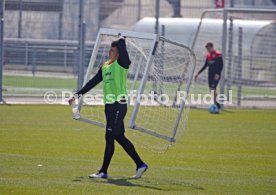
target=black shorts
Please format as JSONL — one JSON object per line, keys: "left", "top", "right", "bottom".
{"left": 104, "top": 102, "right": 127, "bottom": 137}
{"left": 208, "top": 77, "right": 220, "bottom": 90}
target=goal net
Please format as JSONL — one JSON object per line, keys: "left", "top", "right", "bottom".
{"left": 76, "top": 28, "right": 196, "bottom": 146}
{"left": 192, "top": 9, "right": 276, "bottom": 108}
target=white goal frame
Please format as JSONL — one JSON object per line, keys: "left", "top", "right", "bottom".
{"left": 76, "top": 28, "right": 196, "bottom": 143}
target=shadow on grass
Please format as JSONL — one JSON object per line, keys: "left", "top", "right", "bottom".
{"left": 221, "top": 109, "right": 235, "bottom": 114}
{"left": 72, "top": 176, "right": 205, "bottom": 192}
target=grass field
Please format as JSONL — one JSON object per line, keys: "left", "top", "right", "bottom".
{"left": 3, "top": 75, "right": 77, "bottom": 90}
{"left": 0, "top": 105, "right": 276, "bottom": 194}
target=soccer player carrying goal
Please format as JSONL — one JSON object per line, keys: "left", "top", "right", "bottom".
{"left": 194, "top": 42, "right": 223, "bottom": 109}
{"left": 69, "top": 37, "right": 148, "bottom": 179}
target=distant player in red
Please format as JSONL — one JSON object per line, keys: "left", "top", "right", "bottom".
{"left": 195, "top": 42, "right": 223, "bottom": 109}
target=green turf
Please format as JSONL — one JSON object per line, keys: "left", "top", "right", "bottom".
{"left": 0, "top": 105, "right": 276, "bottom": 194}
{"left": 3, "top": 75, "right": 77, "bottom": 89}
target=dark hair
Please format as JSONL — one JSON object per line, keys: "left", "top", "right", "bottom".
{"left": 205, "top": 42, "right": 214, "bottom": 48}
{"left": 111, "top": 40, "right": 119, "bottom": 48}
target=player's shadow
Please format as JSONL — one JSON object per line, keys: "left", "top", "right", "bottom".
{"left": 106, "top": 178, "right": 163, "bottom": 191}
{"left": 218, "top": 109, "right": 235, "bottom": 114}
{"left": 72, "top": 176, "right": 162, "bottom": 191}
{"left": 73, "top": 176, "right": 205, "bottom": 192}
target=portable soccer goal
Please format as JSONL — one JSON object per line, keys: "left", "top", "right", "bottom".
{"left": 76, "top": 28, "right": 196, "bottom": 143}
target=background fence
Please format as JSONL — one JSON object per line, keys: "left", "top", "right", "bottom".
{"left": 1, "top": 0, "right": 276, "bottom": 107}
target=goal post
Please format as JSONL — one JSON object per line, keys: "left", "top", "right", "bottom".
{"left": 76, "top": 28, "right": 196, "bottom": 143}
{"left": 128, "top": 40, "right": 158, "bottom": 128}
